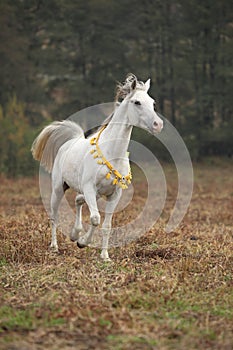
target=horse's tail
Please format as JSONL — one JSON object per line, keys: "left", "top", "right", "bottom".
{"left": 31, "top": 120, "right": 84, "bottom": 173}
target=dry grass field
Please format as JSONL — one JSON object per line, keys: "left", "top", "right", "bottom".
{"left": 0, "top": 159, "right": 232, "bottom": 350}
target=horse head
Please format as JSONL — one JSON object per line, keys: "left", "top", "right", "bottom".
{"left": 116, "top": 74, "right": 163, "bottom": 134}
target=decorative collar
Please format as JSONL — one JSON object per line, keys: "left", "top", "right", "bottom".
{"left": 90, "top": 126, "right": 132, "bottom": 189}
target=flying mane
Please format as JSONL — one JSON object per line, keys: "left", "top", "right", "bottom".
{"left": 115, "top": 73, "right": 147, "bottom": 102}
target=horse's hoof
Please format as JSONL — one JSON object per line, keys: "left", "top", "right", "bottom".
{"left": 100, "top": 252, "right": 111, "bottom": 261}
{"left": 70, "top": 232, "right": 78, "bottom": 242}
{"left": 77, "top": 241, "right": 86, "bottom": 249}
{"left": 70, "top": 227, "right": 85, "bottom": 242}
{"left": 49, "top": 244, "right": 59, "bottom": 252}
{"left": 70, "top": 238, "right": 76, "bottom": 242}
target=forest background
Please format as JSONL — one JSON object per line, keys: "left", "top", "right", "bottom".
{"left": 0, "top": 0, "right": 232, "bottom": 177}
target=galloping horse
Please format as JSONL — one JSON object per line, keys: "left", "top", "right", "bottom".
{"left": 32, "top": 74, "right": 163, "bottom": 260}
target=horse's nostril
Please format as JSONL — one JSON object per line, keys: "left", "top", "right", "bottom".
{"left": 154, "top": 121, "right": 158, "bottom": 128}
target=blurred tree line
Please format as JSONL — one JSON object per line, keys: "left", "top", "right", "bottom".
{"left": 0, "top": 0, "right": 232, "bottom": 176}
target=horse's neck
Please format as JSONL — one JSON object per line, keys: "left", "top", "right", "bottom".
{"left": 100, "top": 104, "right": 132, "bottom": 161}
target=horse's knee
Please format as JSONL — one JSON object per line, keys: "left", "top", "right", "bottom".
{"left": 75, "top": 194, "right": 85, "bottom": 206}
{"left": 91, "top": 214, "right": 100, "bottom": 226}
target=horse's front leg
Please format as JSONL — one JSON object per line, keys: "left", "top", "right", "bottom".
{"left": 101, "top": 189, "right": 122, "bottom": 261}
{"left": 70, "top": 194, "right": 85, "bottom": 242}
{"left": 77, "top": 186, "right": 100, "bottom": 248}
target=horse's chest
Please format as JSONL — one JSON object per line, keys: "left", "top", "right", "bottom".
{"left": 96, "top": 178, "right": 116, "bottom": 197}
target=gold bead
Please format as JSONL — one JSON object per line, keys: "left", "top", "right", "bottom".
{"left": 112, "top": 178, "right": 118, "bottom": 185}
{"left": 90, "top": 138, "right": 96, "bottom": 145}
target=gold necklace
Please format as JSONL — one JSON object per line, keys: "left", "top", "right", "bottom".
{"left": 90, "top": 126, "right": 132, "bottom": 189}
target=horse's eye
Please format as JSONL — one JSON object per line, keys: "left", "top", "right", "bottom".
{"left": 134, "top": 101, "right": 141, "bottom": 106}
{"left": 154, "top": 103, "right": 157, "bottom": 111}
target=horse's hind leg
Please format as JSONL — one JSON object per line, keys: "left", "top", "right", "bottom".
{"left": 77, "top": 185, "right": 100, "bottom": 248}
{"left": 50, "top": 185, "right": 64, "bottom": 251}
{"left": 70, "top": 194, "right": 85, "bottom": 242}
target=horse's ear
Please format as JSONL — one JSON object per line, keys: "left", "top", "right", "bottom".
{"left": 145, "top": 79, "right": 151, "bottom": 92}
{"left": 131, "top": 79, "right": 137, "bottom": 90}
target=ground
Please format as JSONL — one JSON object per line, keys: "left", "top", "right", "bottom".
{"left": 0, "top": 159, "right": 232, "bottom": 350}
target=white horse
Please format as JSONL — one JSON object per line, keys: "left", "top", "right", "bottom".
{"left": 32, "top": 74, "right": 163, "bottom": 261}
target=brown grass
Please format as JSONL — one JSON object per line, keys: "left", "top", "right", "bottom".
{"left": 0, "top": 159, "right": 232, "bottom": 350}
